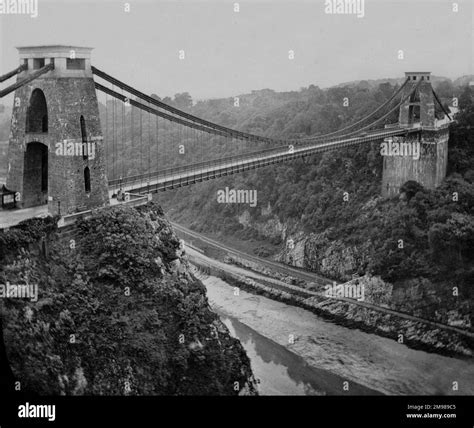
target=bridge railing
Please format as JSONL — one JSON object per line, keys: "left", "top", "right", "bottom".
{"left": 109, "top": 128, "right": 395, "bottom": 189}
{"left": 108, "top": 138, "right": 330, "bottom": 188}
{"left": 109, "top": 127, "right": 412, "bottom": 191}
{"left": 58, "top": 194, "right": 149, "bottom": 228}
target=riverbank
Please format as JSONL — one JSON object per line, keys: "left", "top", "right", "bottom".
{"left": 200, "top": 272, "right": 474, "bottom": 395}
{"left": 185, "top": 246, "right": 473, "bottom": 358}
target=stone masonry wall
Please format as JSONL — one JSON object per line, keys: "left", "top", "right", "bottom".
{"left": 6, "top": 76, "right": 109, "bottom": 214}
{"left": 381, "top": 129, "right": 449, "bottom": 197}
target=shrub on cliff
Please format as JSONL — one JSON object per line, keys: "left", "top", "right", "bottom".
{"left": 0, "top": 216, "right": 57, "bottom": 262}
{"left": 0, "top": 204, "right": 257, "bottom": 395}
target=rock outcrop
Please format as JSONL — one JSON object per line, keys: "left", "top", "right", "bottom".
{"left": 0, "top": 203, "right": 257, "bottom": 395}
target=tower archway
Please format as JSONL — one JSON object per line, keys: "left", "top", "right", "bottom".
{"left": 25, "top": 88, "right": 48, "bottom": 133}
{"left": 407, "top": 87, "right": 421, "bottom": 124}
{"left": 22, "top": 142, "right": 48, "bottom": 207}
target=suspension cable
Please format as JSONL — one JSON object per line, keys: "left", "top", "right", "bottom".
{"left": 92, "top": 66, "right": 277, "bottom": 144}
{"left": 0, "top": 64, "right": 27, "bottom": 83}
{"left": 112, "top": 84, "right": 116, "bottom": 181}
{"left": 432, "top": 88, "right": 452, "bottom": 120}
{"left": 148, "top": 109, "right": 151, "bottom": 189}
{"left": 92, "top": 66, "right": 410, "bottom": 145}
{"left": 140, "top": 105, "right": 143, "bottom": 179}
{"left": 105, "top": 91, "right": 109, "bottom": 181}
{"left": 95, "top": 82, "right": 235, "bottom": 138}
{"left": 96, "top": 80, "right": 407, "bottom": 153}
{"left": 347, "top": 79, "right": 423, "bottom": 134}
{"left": 298, "top": 78, "right": 410, "bottom": 141}
{"left": 121, "top": 87, "right": 125, "bottom": 181}
{"left": 0, "top": 63, "right": 53, "bottom": 98}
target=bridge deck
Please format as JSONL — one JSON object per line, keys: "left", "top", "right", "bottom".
{"left": 0, "top": 126, "right": 426, "bottom": 230}
{"left": 109, "top": 127, "right": 416, "bottom": 195}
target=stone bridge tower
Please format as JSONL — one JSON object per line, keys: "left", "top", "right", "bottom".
{"left": 381, "top": 72, "right": 449, "bottom": 197}
{"left": 6, "top": 45, "right": 109, "bottom": 215}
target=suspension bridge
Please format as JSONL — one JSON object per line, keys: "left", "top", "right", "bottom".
{"left": 0, "top": 46, "right": 454, "bottom": 229}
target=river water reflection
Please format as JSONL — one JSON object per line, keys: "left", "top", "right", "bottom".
{"left": 220, "top": 314, "right": 381, "bottom": 396}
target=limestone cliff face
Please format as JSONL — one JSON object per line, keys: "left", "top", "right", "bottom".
{"left": 0, "top": 203, "right": 257, "bottom": 395}
{"left": 277, "top": 231, "right": 371, "bottom": 281}
{"left": 237, "top": 207, "right": 286, "bottom": 242}
{"left": 235, "top": 203, "right": 472, "bottom": 331}
{"left": 333, "top": 275, "right": 471, "bottom": 330}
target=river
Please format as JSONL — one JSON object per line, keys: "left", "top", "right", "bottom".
{"left": 219, "top": 313, "right": 380, "bottom": 395}
{"left": 198, "top": 273, "right": 474, "bottom": 396}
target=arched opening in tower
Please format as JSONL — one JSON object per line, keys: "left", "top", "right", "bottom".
{"left": 25, "top": 89, "right": 48, "bottom": 133}
{"left": 407, "top": 87, "right": 421, "bottom": 125}
{"left": 22, "top": 142, "right": 48, "bottom": 208}
{"left": 84, "top": 166, "right": 91, "bottom": 193}
{"left": 80, "top": 116, "right": 88, "bottom": 160}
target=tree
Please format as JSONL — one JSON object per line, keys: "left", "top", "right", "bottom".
{"left": 434, "top": 80, "right": 454, "bottom": 99}
{"left": 377, "top": 82, "right": 394, "bottom": 99}
{"left": 174, "top": 92, "right": 193, "bottom": 110}
{"left": 428, "top": 213, "right": 474, "bottom": 268}
{"left": 459, "top": 86, "right": 473, "bottom": 109}
{"left": 400, "top": 180, "right": 424, "bottom": 201}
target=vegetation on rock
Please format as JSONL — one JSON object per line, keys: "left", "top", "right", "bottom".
{"left": 0, "top": 204, "right": 257, "bottom": 395}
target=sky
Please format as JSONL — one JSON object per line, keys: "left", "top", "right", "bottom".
{"left": 0, "top": 0, "right": 473, "bottom": 101}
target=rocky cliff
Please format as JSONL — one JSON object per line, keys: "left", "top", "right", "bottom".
{"left": 0, "top": 203, "right": 257, "bottom": 395}
{"left": 237, "top": 199, "right": 473, "bottom": 332}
